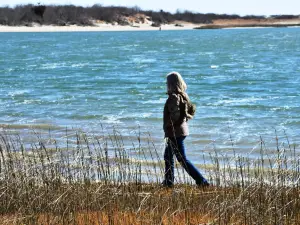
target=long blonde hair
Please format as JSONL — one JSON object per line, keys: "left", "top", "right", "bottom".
{"left": 166, "top": 71, "right": 187, "bottom": 95}
{"left": 166, "top": 72, "right": 196, "bottom": 117}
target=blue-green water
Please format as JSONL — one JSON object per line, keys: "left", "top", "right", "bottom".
{"left": 0, "top": 28, "right": 300, "bottom": 159}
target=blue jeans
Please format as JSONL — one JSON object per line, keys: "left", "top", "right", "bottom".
{"left": 164, "top": 136, "right": 208, "bottom": 185}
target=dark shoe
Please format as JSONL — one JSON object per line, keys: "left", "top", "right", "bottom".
{"left": 162, "top": 180, "right": 174, "bottom": 188}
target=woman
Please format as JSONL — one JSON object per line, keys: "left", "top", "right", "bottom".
{"left": 162, "top": 71, "right": 209, "bottom": 187}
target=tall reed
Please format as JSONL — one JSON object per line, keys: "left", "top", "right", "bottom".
{"left": 0, "top": 128, "right": 299, "bottom": 224}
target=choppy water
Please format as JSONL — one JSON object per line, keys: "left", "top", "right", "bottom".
{"left": 0, "top": 28, "right": 300, "bottom": 161}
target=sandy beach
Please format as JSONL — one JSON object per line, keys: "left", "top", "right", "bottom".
{"left": 1, "top": 18, "right": 299, "bottom": 32}
{"left": 0, "top": 23, "right": 196, "bottom": 32}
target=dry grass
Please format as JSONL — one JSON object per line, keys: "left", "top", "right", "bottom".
{"left": 212, "top": 18, "right": 300, "bottom": 26}
{"left": 194, "top": 18, "right": 300, "bottom": 29}
{"left": 0, "top": 128, "right": 299, "bottom": 224}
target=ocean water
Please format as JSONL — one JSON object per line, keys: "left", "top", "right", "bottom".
{"left": 0, "top": 28, "right": 300, "bottom": 162}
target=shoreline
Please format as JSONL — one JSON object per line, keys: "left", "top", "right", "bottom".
{"left": 0, "top": 23, "right": 196, "bottom": 32}
{"left": 1, "top": 18, "right": 300, "bottom": 32}
{"left": 195, "top": 23, "right": 300, "bottom": 29}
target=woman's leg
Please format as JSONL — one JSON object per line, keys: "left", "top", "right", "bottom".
{"left": 173, "top": 136, "right": 209, "bottom": 185}
{"left": 163, "top": 138, "right": 175, "bottom": 186}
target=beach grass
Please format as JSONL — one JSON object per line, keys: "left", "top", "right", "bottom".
{"left": 0, "top": 128, "right": 299, "bottom": 224}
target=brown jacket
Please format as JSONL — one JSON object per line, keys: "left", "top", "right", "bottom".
{"left": 163, "top": 93, "right": 193, "bottom": 138}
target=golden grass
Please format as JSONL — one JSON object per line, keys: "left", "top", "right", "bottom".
{"left": 2, "top": 210, "right": 214, "bottom": 225}
{"left": 0, "top": 129, "right": 299, "bottom": 224}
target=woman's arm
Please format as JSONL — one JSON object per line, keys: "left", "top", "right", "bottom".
{"left": 167, "top": 94, "right": 181, "bottom": 123}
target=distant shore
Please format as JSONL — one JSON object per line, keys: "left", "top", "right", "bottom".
{"left": 1, "top": 18, "right": 300, "bottom": 32}
{"left": 0, "top": 23, "right": 194, "bottom": 32}
{"left": 196, "top": 18, "right": 300, "bottom": 29}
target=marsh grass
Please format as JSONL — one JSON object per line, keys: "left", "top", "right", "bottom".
{"left": 0, "top": 128, "right": 299, "bottom": 224}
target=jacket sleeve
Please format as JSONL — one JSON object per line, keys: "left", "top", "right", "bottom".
{"left": 167, "top": 94, "right": 181, "bottom": 123}
{"left": 185, "top": 103, "right": 194, "bottom": 120}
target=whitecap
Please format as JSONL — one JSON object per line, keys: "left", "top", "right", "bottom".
{"left": 22, "top": 99, "right": 41, "bottom": 104}
{"left": 132, "top": 57, "right": 157, "bottom": 63}
{"left": 40, "top": 63, "right": 66, "bottom": 69}
{"left": 222, "top": 62, "right": 237, "bottom": 67}
{"left": 104, "top": 115, "right": 122, "bottom": 124}
{"left": 201, "top": 52, "right": 214, "bottom": 55}
{"left": 142, "top": 98, "right": 165, "bottom": 104}
{"left": 271, "top": 106, "right": 291, "bottom": 111}
{"left": 244, "top": 64, "right": 254, "bottom": 68}
{"left": 71, "top": 63, "right": 90, "bottom": 68}
{"left": 139, "top": 113, "right": 152, "bottom": 118}
{"left": 8, "top": 90, "right": 30, "bottom": 97}
{"left": 212, "top": 97, "right": 265, "bottom": 106}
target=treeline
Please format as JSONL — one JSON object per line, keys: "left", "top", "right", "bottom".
{"left": 0, "top": 4, "right": 299, "bottom": 26}
{"left": 270, "top": 15, "right": 300, "bottom": 19}
{"left": 0, "top": 5, "right": 93, "bottom": 26}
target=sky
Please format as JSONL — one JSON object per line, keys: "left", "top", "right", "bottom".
{"left": 1, "top": 0, "right": 300, "bottom": 16}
